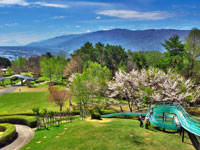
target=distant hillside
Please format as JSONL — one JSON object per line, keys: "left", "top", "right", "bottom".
{"left": 0, "top": 29, "right": 190, "bottom": 59}
{"left": 28, "top": 29, "right": 190, "bottom": 53}
{"left": 0, "top": 46, "right": 58, "bottom": 60}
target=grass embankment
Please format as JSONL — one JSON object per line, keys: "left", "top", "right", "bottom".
{"left": 21, "top": 119, "right": 193, "bottom": 150}
{"left": 0, "top": 92, "right": 61, "bottom": 114}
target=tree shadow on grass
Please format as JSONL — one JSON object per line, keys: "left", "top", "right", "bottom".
{"left": 151, "top": 126, "right": 178, "bottom": 134}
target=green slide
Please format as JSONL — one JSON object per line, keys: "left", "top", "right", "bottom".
{"left": 147, "top": 104, "right": 200, "bottom": 136}
{"left": 101, "top": 103, "right": 200, "bottom": 149}
{"left": 102, "top": 103, "right": 200, "bottom": 136}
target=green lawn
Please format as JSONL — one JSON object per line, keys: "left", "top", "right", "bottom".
{"left": 21, "top": 119, "right": 193, "bottom": 150}
{"left": 0, "top": 92, "right": 61, "bottom": 114}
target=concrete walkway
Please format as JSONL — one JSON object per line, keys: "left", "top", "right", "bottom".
{"left": 2, "top": 125, "right": 34, "bottom": 150}
{"left": 0, "top": 86, "right": 17, "bottom": 95}
{"left": 0, "top": 82, "right": 22, "bottom": 95}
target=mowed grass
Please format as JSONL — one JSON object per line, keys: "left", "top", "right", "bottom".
{"left": 21, "top": 119, "right": 193, "bottom": 150}
{"left": 0, "top": 92, "right": 61, "bottom": 114}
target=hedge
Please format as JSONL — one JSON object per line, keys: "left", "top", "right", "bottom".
{"left": 0, "top": 115, "right": 37, "bottom": 128}
{"left": 0, "top": 113, "right": 35, "bottom": 116}
{"left": 0, "top": 123, "right": 16, "bottom": 146}
{"left": 100, "top": 110, "right": 116, "bottom": 115}
{"left": 91, "top": 112, "right": 101, "bottom": 120}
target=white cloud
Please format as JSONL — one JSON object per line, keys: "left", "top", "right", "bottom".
{"left": 99, "top": 26, "right": 115, "bottom": 31}
{"left": 51, "top": 16, "right": 65, "bottom": 19}
{"left": 75, "top": 25, "right": 81, "bottom": 28}
{"left": 0, "top": 0, "right": 29, "bottom": 6}
{"left": 97, "top": 10, "right": 170, "bottom": 20}
{"left": 0, "top": 22, "right": 18, "bottom": 27}
{"left": 86, "top": 30, "right": 92, "bottom": 33}
{"left": 69, "top": 1, "right": 111, "bottom": 7}
{"left": 96, "top": 16, "right": 101, "bottom": 20}
{"left": 0, "top": 0, "right": 69, "bottom": 8}
{"left": 34, "top": 2, "right": 69, "bottom": 8}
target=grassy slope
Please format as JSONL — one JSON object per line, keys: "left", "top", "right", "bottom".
{"left": 0, "top": 92, "right": 60, "bottom": 114}
{"left": 21, "top": 119, "right": 193, "bottom": 150}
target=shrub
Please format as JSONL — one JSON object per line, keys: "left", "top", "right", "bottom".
{"left": 70, "top": 110, "right": 80, "bottom": 115}
{"left": 0, "top": 123, "right": 16, "bottom": 146}
{"left": 35, "top": 80, "right": 45, "bottom": 83}
{"left": 186, "top": 108, "right": 200, "bottom": 116}
{"left": 0, "top": 115, "right": 37, "bottom": 128}
{"left": 91, "top": 112, "right": 101, "bottom": 120}
{"left": 100, "top": 109, "right": 116, "bottom": 115}
{"left": 0, "top": 113, "right": 35, "bottom": 116}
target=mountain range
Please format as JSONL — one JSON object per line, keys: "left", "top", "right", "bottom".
{"left": 0, "top": 29, "right": 190, "bottom": 60}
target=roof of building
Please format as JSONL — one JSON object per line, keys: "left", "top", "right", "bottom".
{"left": 0, "top": 74, "right": 34, "bottom": 81}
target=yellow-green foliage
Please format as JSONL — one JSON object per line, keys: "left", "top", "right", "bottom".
{"left": 0, "top": 115, "right": 36, "bottom": 128}
{"left": 0, "top": 123, "right": 16, "bottom": 145}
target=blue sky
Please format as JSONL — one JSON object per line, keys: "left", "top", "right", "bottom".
{"left": 0, "top": 0, "right": 200, "bottom": 46}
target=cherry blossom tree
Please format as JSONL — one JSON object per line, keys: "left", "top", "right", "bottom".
{"left": 108, "top": 68, "right": 200, "bottom": 112}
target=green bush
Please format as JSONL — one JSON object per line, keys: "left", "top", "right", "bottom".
{"left": 186, "top": 108, "right": 200, "bottom": 116}
{"left": 0, "top": 115, "right": 37, "bottom": 128}
{"left": 100, "top": 109, "right": 116, "bottom": 115}
{"left": 70, "top": 110, "right": 80, "bottom": 116}
{"left": 35, "top": 80, "right": 45, "bottom": 83}
{"left": 0, "top": 123, "right": 16, "bottom": 146}
{"left": 91, "top": 112, "right": 101, "bottom": 120}
{"left": 0, "top": 113, "right": 35, "bottom": 116}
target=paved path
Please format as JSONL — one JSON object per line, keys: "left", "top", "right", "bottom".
{"left": 0, "top": 86, "right": 17, "bottom": 95}
{"left": 0, "top": 82, "right": 22, "bottom": 95}
{"left": 2, "top": 125, "right": 34, "bottom": 150}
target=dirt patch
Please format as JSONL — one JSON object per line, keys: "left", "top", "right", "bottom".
{"left": 12, "top": 86, "right": 48, "bottom": 93}
{"left": 145, "top": 138, "right": 152, "bottom": 141}
{"left": 36, "top": 141, "right": 41, "bottom": 144}
{"left": 86, "top": 118, "right": 113, "bottom": 127}
{"left": 129, "top": 132, "right": 136, "bottom": 138}
{"left": 86, "top": 118, "right": 112, "bottom": 123}
{"left": 55, "top": 136, "right": 60, "bottom": 139}
{"left": 59, "top": 132, "right": 65, "bottom": 135}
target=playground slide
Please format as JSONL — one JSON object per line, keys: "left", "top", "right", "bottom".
{"left": 101, "top": 104, "right": 200, "bottom": 149}
{"left": 147, "top": 104, "right": 200, "bottom": 136}
{"left": 147, "top": 104, "right": 200, "bottom": 150}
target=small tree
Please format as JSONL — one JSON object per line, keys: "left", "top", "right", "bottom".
{"left": 184, "top": 28, "right": 200, "bottom": 77}
{"left": 64, "top": 56, "right": 83, "bottom": 77}
{"left": 49, "top": 89, "right": 70, "bottom": 112}
{"left": 40, "top": 56, "right": 55, "bottom": 81}
{"left": 12, "top": 56, "right": 27, "bottom": 73}
{"left": 70, "top": 74, "right": 89, "bottom": 120}
{"left": 55, "top": 51, "right": 67, "bottom": 83}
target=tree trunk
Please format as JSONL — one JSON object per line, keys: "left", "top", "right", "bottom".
{"left": 190, "top": 59, "right": 194, "bottom": 77}
{"left": 119, "top": 102, "right": 124, "bottom": 112}
{"left": 69, "top": 98, "right": 72, "bottom": 112}
{"left": 60, "top": 105, "right": 62, "bottom": 112}
{"left": 127, "top": 99, "right": 133, "bottom": 112}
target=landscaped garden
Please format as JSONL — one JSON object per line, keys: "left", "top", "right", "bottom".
{"left": 0, "top": 28, "right": 200, "bottom": 150}
{"left": 21, "top": 119, "right": 194, "bottom": 150}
